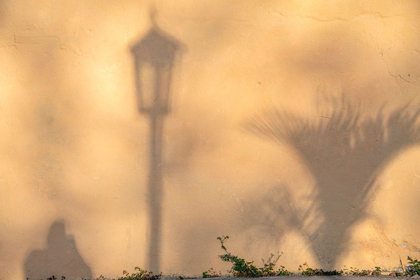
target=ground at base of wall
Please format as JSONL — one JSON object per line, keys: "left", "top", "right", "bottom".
{"left": 72, "top": 276, "right": 419, "bottom": 280}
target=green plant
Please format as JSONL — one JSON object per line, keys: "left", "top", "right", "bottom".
{"left": 298, "top": 263, "right": 342, "bottom": 276}
{"left": 164, "top": 274, "right": 192, "bottom": 280}
{"left": 46, "top": 276, "right": 65, "bottom": 280}
{"left": 407, "top": 256, "right": 420, "bottom": 276}
{"left": 217, "top": 235, "right": 290, "bottom": 277}
{"left": 118, "top": 267, "right": 161, "bottom": 280}
{"left": 261, "top": 253, "right": 290, "bottom": 276}
{"left": 202, "top": 268, "right": 221, "bottom": 278}
{"left": 218, "top": 235, "right": 261, "bottom": 277}
{"left": 372, "top": 266, "right": 382, "bottom": 276}
{"left": 342, "top": 266, "right": 383, "bottom": 276}
{"left": 299, "top": 263, "right": 318, "bottom": 276}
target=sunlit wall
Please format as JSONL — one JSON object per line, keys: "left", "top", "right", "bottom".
{"left": 1, "top": 1, "right": 420, "bottom": 279}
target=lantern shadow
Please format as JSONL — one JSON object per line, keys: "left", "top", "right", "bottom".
{"left": 24, "top": 221, "right": 92, "bottom": 279}
{"left": 131, "top": 25, "right": 185, "bottom": 273}
{"left": 243, "top": 95, "right": 420, "bottom": 269}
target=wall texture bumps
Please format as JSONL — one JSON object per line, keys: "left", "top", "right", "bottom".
{"left": 1, "top": 1, "right": 420, "bottom": 279}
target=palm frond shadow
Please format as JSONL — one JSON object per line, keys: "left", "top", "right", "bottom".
{"left": 243, "top": 97, "right": 420, "bottom": 268}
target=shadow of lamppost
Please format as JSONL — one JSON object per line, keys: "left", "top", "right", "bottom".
{"left": 131, "top": 14, "right": 183, "bottom": 273}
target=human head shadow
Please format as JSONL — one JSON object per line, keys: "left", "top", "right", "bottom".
{"left": 24, "top": 221, "right": 92, "bottom": 280}
{"left": 130, "top": 14, "right": 185, "bottom": 273}
{"left": 243, "top": 95, "right": 420, "bottom": 269}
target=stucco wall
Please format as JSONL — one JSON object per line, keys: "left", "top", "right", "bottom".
{"left": 1, "top": 1, "right": 420, "bottom": 279}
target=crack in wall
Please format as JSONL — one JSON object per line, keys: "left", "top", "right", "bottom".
{"left": 270, "top": 11, "right": 407, "bottom": 23}
{"left": 380, "top": 51, "right": 413, "bottom": 84}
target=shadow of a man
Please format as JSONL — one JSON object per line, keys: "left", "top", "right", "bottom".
{"left": 24, "top": 221, "right": 92, "bottom": 280}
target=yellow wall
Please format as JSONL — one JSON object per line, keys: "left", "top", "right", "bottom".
{"left": 1, "top": 1, "right": 420, "bottom": 279}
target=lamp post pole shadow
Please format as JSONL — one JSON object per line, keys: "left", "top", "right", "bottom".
{"left": 147, "top": 112, "right": 164, "bottom": 273}
{"left": 131, "top": 16, "right": 183, "bottom": 273}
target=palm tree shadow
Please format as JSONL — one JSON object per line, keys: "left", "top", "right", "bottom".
{"left": 243, "top": 96, "right": 420, "bottom": 269}
{"left": 24, "top": 221, "right": 92, "bottom": 279}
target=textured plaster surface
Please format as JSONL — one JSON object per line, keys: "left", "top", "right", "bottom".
{"left": 1, "top": 1, "right": 420, "bottom": 279}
